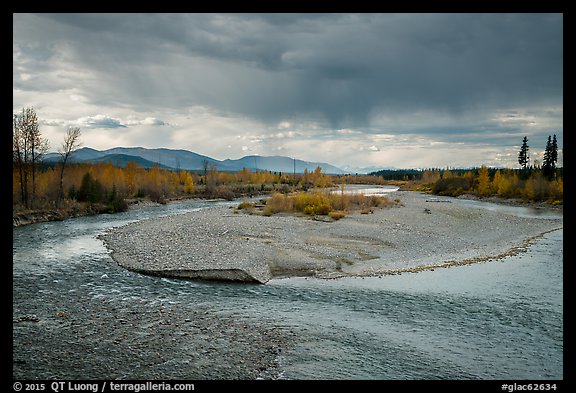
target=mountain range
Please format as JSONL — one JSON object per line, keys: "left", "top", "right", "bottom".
{"left": 44, "top": 147, "right": 347, "bottom": 174}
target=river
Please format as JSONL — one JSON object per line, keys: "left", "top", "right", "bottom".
{"left": 12, "top": 194, "right": 563, "bottom": 380}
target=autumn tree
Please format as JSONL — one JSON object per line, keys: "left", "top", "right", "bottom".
{"left": 421, "top": 169, "right": 441, "bottom": 184}
{"left": 506, "top": 171, "right": 520, "bottom": 198}
{"left": 300, "top": 168, "right": 311, "bottom": 189}
{"left": 524, "top": 171, "right": 547, "bottom": 201}
{"left": 492, "top": 170, "right": 503, "bottom": 196}
{"left": 476, "top": 165, "right": 492, "bottom": 196}
{"left": 183, "top": 172, "right": 195, "bottom": 194}
{"left": 309, "top": 166, "right": 326, "bottom": 188}
{"left": 146, "top": 164, "right": 162, "bottom": 201}
{"left": 442, "top": 168, "right": 455, "bottom": 179}
{"left": 57, "top": 127, "right": 82, "bottom": 208}
{"left": 124, "top": 161, "right": 138, "bottom": 196}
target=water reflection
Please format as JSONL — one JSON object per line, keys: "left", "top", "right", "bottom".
{"left": 330, "top": 184, "right": 400, "bottom": 196}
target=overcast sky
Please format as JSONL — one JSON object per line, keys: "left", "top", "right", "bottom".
{"left": 13, "top": 13, "right": 563, "bottom": 170}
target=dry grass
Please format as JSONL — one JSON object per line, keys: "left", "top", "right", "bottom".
{"left": 329, "top": 210, "right": 347, "bottom": 220}
{"left": 237, "top": 200, "right": 255, "bottom": 210}
{"left": 259, "top": 190, "right": 396, "bottom": 218}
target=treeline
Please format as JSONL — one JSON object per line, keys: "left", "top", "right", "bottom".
{"left": 12, "top": 160, "right": 350, "bottom": 212}
{"left": 13, "top": 158, "right": 562, "bottom": 215}
{"left": 416, "top": 166, "right": 563, "bottom": 203}
{"left": 368, "top": 168, "right": 424, "bottom": 181}
{"left": 13, "top": 107, "right": 562, "bottom": 215}
{"left": 12, "top": 107, "right": 346, "bottom": 214}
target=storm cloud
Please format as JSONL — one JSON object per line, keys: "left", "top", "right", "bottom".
{"left": 13, "top": 13, "right": 563, "bottom": 169}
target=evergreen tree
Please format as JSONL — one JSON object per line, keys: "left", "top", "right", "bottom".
{"left": 518, "top": 136, "right": 529, "bottom": 170}
{"left": 77, "top": 172, "right": 104, "bottom": 203}
{"left": 551, "top": 134, "right": 558, "bottom": 167}
{"left": 542, "top": 135, "right": 557, "bottom": 179}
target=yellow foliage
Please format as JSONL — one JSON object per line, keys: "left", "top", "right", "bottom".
{"left": 266, "top": 192, "right": 293, "bottom": 214}
{"left": 524, "top": 172, "right": 548, "bottom": 201}
{"left": 477, "top": 165, "right": 492, "bottom": 196}
{"left": 553, "top": 177, "right": 563, "bottom": 200}
{"left": 262, "top": 190, "right": 392, "bottom": 217}
{"left": 442, "top": 169, "right": 455, "bottom": 179}
{"left": 422, "top": 170, "right": 441, "bottom": 184}
{"left": 183, "top": 173, "right": 195, "bottom": 194}
{"left": 329, "top": 210, "right": 347, "bottom": 220}
{"left": 311, "top": 166, "right": 331, "bottom": 188}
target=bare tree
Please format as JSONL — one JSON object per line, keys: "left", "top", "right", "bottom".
{"left": 56, "top": 127, "right": 82, "bottom": 208}
{"left": 175, "top": 157, "right": 181, "bottom": 176}
{"left": 205, "top": 163, "right": 218, "bottom": 195}
{"left": 13, "top": 113, "right": 27, "bottom": 207}
{"left": 202, "top": 159, "right": 209, "bottom": 180}
{"left": 13, "top": 107, "right": 49, "bottom": 208}
{"left": 29, "top": 113, "right": 49, "bottom": 207}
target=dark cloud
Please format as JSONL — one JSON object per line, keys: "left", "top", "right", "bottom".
{"left": 13, "top": 13, "right": 562, "bottom": 167}
{"left": 15, "top": 13, "right": 561, "bottom": 128}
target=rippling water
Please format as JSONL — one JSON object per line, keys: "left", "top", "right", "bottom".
{"left": 13, "top": 196, "right": 563, "bottom": 380}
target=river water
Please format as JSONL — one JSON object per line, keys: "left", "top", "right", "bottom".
{"left": 13, "top": 195, "right": 563, "bottom": 380}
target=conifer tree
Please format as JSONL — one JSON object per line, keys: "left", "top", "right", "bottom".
{"left": 543, "top": 134, "right": 559, "bottom": 179}
{"left": 518, "top": 136, "right": 529, "bottom": 170}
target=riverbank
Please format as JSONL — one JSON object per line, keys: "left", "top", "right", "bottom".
{"left": 456, "top": 193, "right": 563, "bottom": 210}
{"left": 100, "top": 191, "right": 563, "bottom": 283}
{"left": 12, "top": 202, "right": 128, "bottom": 227}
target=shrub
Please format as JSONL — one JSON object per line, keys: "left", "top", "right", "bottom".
{"left": 237, "top": 200, "right": 254, "bottom": 210}
{"left": 261, "top": 190, "right": 394, "bottom": 217}
{"left": 109, "top": 195, "right": 129, "bottom": 213}
{"left": 432, "top": 177, "right": 473, "bottom": 196}
{"left": 266, "top": 192, "right": 293, "bottom": 214}
{"left": 215, "top": 185, "right": 235, "bottom": 201}
{"left": 149, "top": 190, "right": 166, "bottom": 204}
{"left": 293, "top": 192, "right": 331, "bottom": 215}
{"left": 303, "top": 202, "right": 330, "bottom": 216}
{"left": 68, "top": 184, "right": 77, "bottom": 200}
{"left": 274, "top": 184, "right": 291, "bottom": 193}
{"left": 329, "top": 211, "right": 346, "bottom": 220}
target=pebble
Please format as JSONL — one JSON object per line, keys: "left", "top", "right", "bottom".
{"left": 100, "top": 191, "right": 562, "bottom": 282}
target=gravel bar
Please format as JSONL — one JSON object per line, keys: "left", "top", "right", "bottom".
{"left": 100, "top": 191, "right": 563, "bottom": 283}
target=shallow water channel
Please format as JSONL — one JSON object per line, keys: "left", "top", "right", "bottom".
{"left": 13, "top": 194, "right": 563, "bottom": 380}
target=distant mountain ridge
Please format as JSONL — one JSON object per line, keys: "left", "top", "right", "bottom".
{"left": 87, "top": 154, "right": 173, "bottom": 169}
{"left": 44, "top": 146, "right": 346, "bottom": 174}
